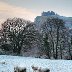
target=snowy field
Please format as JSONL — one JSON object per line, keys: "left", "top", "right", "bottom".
{"left": 0, "top": 55, "right": 72, "bottom": 72}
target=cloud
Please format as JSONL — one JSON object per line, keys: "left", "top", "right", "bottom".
{"left": 0, "top": 2, "right": 38, "bottom": 28}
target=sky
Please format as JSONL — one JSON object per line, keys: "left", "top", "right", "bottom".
{"left": 0, "top": 0, "right": 72, "bottom": 28}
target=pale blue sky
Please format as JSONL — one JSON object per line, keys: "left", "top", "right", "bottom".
{"left": 1, "top": 0, "right": 72, "bottom": 15}
{"left": 0, "top": 0, "right": 72, "bottom": 26}
{"left": 0, "top": 0, "right": 72, "bottom": 15}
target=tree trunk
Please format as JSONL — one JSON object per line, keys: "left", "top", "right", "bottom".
{"left": 52, "top": 41, "right": 55, "bottom": 58}
{"left": 60, "top": 45, "right": 62, "bottom": 59}
{"left": 69, "top": 43, "right": 71, "bottom": 60}
{"left": 56, "top": 27, "right": 59, "bottom": 59}
{"left": 49, "top": 28, "right": 55, "bottom": 58}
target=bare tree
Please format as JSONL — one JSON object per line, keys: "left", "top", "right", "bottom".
{"left": 1, "top": 18, "right": 39, "bottom": 55}
{"left": 41, "top": 17, "right": 65, "bottom": 59}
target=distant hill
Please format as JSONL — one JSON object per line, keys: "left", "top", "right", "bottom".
{"left": 34, "top": 11, "right": 72, "bottom": 30}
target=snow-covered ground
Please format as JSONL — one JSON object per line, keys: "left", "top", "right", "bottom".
{"left": 0, "top": 55, "right": 72, "bottom": 72}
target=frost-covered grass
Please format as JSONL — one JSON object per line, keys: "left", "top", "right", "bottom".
{"left": 0, "top": 55, "right": 72, "bottom": 72}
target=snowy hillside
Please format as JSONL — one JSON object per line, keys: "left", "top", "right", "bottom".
{"left": 0, "top": 55, "right": 72, "bottom": 72}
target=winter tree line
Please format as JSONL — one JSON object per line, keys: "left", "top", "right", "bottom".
{"left": 0, "top": 17, "right": 72, "bottom": 60}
